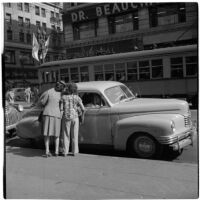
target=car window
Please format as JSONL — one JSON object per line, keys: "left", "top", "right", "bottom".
{"left": 79, "top": 92, "right": 105, "bottom": 108}
{"left": 104, "top": 85, "right": 134, "bottom": 104}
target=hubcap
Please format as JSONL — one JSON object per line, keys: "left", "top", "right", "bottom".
{"left": 134, "top": 136, "right": 156, "bottom": 157}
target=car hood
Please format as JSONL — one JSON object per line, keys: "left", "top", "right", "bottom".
{"left": 111, "top": 98, "right": 189, "bottom": 115}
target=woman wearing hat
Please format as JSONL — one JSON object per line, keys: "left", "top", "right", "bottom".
{"left": 39, "top": 81, "right": 65, "bottom": 157}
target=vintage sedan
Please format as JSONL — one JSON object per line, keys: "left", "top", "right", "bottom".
{"left": 16, "top": 81, "right": 196, "bottom": 159}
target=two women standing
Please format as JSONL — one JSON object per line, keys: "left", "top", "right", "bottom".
{"left": 40, "top": 81, "right": 85, "bottom": 157}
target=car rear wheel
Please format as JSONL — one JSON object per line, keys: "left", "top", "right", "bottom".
{"left": 128, "top": 133, "right": 163, "bottom": 159}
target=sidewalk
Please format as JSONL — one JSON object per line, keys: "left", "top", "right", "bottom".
{"left": 5, "top": 146, "right": 198, "bottom": 199}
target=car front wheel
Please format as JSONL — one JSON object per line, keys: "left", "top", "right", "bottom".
{"left": 128, "top": 133, "right": 163, "bottom": 159}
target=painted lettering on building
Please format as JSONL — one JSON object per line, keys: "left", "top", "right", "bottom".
{"left": 69, "top": 3, "right": 152, "bottom": 23}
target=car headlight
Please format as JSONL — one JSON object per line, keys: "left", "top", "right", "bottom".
{"left": 171, "top": 121, "right": 176, "bottom": 132}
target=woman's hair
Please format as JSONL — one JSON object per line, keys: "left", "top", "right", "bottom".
{"left": 68, "top": 82, "right": 77, "bottom": 95}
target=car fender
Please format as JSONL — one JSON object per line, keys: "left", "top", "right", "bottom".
{"left": 113, "top": 114, "right": 176, "bottom": 150}
{"left": 16, "top": 116, "right": 42, "bottom": 139}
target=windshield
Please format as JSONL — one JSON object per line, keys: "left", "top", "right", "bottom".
{"left": 104, "top": 85, "right": 135, "bottom": 104}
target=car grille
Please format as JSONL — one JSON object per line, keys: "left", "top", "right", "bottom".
{"left": 184, "top": 115, "right": 191, "bottom": 127}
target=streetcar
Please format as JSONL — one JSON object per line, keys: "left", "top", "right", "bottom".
{"left": 38, "top": 44, "right": 198, "bottom": 107}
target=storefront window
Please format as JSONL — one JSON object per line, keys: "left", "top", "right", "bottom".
{"left": 4, "top": 50, "right": 15, "bottom": 64}
{"left": 127, "top": 61, "right": 137, "bottom": 81}
{"left": 151, "top": 59, "right": 163, "bottom": 79}
{"left": 171, "top": 57, "right": 183, "bottom": 78}
{"left": 149, "top": 3, "right": 186, "bottom": 27}
{"left": 185, "top": 56, "right": 197, "bottom": 76}
{"left": 108, "top": 11, "right": 138, "bottom": 34}
{"left": 73, "top": 20, "right": 97, "bottom": 40}
{"left": 139, "top": 60, "right": 150, "bottom": 80}
{"left": 94, "top": 65, "right": 104, "bottom": 81}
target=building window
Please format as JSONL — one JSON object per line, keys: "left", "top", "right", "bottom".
{"left": 171, "top": 57, "right": 183, "bottom": 78}
{"left": 5, "top": 3, "right": 11, "bottom": 7}
{"left": 151, "top": 59, "right": 163, "bottom": 79}
{"left": 19, "top": 31, "right": 24, "bottom": 42}
{"left": 108, "top": 11, "right": 138, "bottom": 34}
{"left": 94, "top": 65, "right": 104, "bottom": 81}
{"left": 149, "top": 3, "right": 186, "bottom": 27}
{"left": 35, "top": 6, "right": 40, "bottom": 16}
{"left": 24, "top": 3, "right": 29, "bottom": 12}
{"left": 26, "top": 32, "right": 31, "bottom": 44}
{"left": 80, "top": 66, "right": 89, "bottom": 82}
{"left": 4, "top": 50, "right": 15, "bottom": 64}
{"left": 51, "top": 25, "right": 56, "bottom": 30}
{"left": 7, "top": 29, "right": 12, "bottom": 40}
{"left": 17, "top": 3, "right": 23, "bottom": 11}
{"left": 18, "top": 16, "right": 23, "bottom": 27}
{"left": 42, "top": 22, "right": 46, "bottom": 31}
{"left": 185, "top": 56, "right": 197, "bottom": 76}
{"left": 139, "top": 60, "right": 150, "bottom": 80}
{"left": 51, "top": 11, "right": 54, "bottom": 18}
{"left": 41, "top": 8, "right": 46, "bottom": 17}
{"left": 73, "top": 20, "right": 97, "bottom": 40}
{"left": 115, "top": 63, "right": 126, "bottom": 81}
{"left": 5, "top": 13, "right": 12, "bottom": 24}
{"left": 127, "top": 61, "right": 137, "bottom": 81}
{"left": 25, "top": 18, "right": 30, "bottom": 28}
{"left": 20, "top": 52, "right": 34, "bottom": 65}
{"left": 36, "top": 21, "right": 40, "bottom": 28}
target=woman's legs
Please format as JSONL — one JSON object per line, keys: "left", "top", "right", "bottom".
{"left": 62, "top": 119, "right": 71, "bottom": 155}
{"left": 44, "top": 136, "right": 50, "bottom": 154}
{"left": 71, "top": 117, "right": 79, "bottom": 155}
{"left": 54, "top": 136, "right": 60, "bottom": 155}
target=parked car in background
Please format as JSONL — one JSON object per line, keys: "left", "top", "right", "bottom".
{"left": 11, "top": 88, "right": 26, "bottom": 101}
{"left": 16, "top": 81, "right": 196, "bottom": 159}
{"left": 5, "top": 101, "right": 24, "bottom": 137}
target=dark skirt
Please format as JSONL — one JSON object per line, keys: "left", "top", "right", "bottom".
{"left": 42, "top": 115, "right": 61, "bottom": 137}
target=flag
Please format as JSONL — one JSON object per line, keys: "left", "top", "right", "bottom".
{"left": 42, "top": 36, "right": 50, "bottom": 60}
{"left": 32, "top": 33, "right": 39, "bottom": 61}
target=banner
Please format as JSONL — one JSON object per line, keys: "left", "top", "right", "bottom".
{"left": 42, "top": 36, "right": 50, "bottom": 60}
{"left": 32, "top": 33, "right": 39, "bottom": 61}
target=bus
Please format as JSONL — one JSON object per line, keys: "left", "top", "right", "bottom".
{"left": 38, "top": 44, "right": 198, "bottom": 107}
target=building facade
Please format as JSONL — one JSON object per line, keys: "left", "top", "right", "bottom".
{"left": 3, "top": 2, "right": 65, "bottom": 87}
{"left": 63, "top": 3, "right": 197, "bottom": 58}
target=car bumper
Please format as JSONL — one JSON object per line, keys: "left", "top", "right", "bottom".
{"left": 158, "top": 127, "right": 197, "bottom": 151}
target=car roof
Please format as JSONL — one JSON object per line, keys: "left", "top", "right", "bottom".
{"left": 77, "top": 81, "right": 123, "bottom": 92}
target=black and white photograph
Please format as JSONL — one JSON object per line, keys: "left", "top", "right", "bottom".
{"left": 2, "top": 1, "right": 198, "bottom": 199}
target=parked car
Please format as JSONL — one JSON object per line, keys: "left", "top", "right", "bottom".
{"left": 11, "top": 88, "right": 26, "bottom": 101}
{"left": 16, "top": 81, "right": 196, "bottom": 159}
{"left": 5, "top": 101, "right": 24, "bottom": 137}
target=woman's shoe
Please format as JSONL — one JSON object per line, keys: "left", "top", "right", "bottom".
{"left": 45, "top": 152, "right": 52, "bottom": 158}
{"left": 54, "top": 153, "right": 59, "bottom": 157}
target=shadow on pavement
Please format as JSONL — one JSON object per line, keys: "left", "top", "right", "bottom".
{"left": 6, "top": 136, "right": 182, "bottom": 161}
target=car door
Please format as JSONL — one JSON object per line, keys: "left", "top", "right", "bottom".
{"left": 79, "top": 91, "right": 112, "bottom": 145}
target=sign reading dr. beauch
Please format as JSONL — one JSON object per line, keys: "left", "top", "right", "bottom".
{"left": 64, "top": 3, "right": 152, "bottom": 23}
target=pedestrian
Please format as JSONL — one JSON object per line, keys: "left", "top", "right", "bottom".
{"left": 32, "top": 86, "right": 39, "bottom": 105}
{"left": 60, "top": 82, "right": 85, "bottom": 156}
{"left": 25, "top": 86, "right": 31, "bottom": 103}
{"left": 6, "top": 88, "right": 15, "bottom": 104}
{"left": 39, "top": 81, "right": 66, "bottom": 157}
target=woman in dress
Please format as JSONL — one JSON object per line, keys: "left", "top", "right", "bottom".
{"left": 40, "top": 81, "right": 65, "bottom": 157}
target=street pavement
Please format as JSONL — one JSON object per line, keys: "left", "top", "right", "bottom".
{"left": 5, "top": 146, "right": 198, "bottom": 199}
